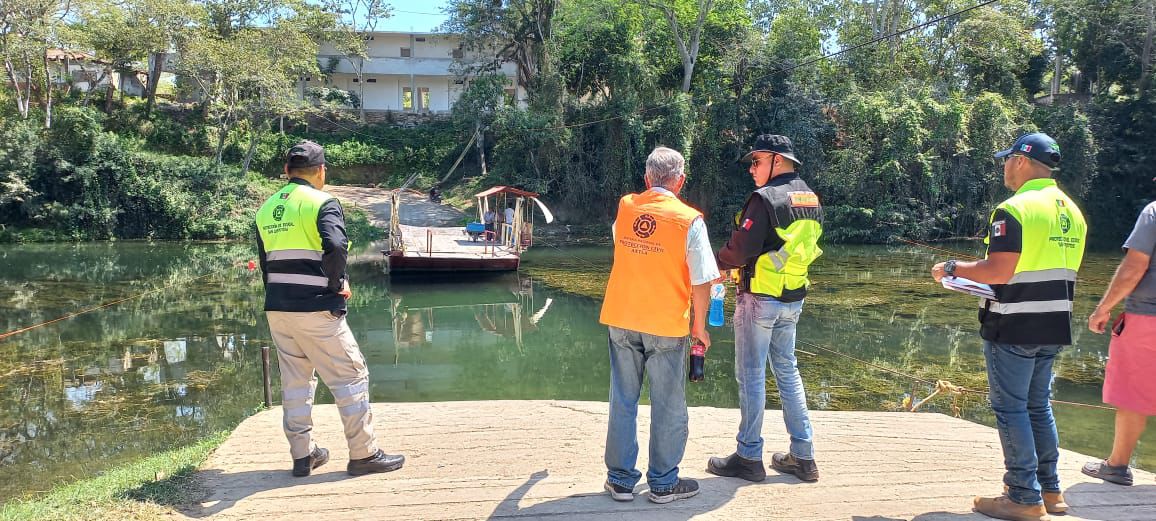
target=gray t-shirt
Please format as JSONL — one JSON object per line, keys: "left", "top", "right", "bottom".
{"left": 1124, "top": 201, "right": 1156, "bottom": 315}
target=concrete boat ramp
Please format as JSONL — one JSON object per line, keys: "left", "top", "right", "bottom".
{"left": 179, "top": 401, "right": 1156, "bottom": 520}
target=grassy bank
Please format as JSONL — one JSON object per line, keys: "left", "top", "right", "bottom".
{"left": 0, "top": 432, "right": 226, "bottom": 521}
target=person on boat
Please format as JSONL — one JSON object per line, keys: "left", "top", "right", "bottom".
{"left": 255, "top": 140, "right": 405, "bottom": 478}
{"left": 484, "top": 208, "right": 496, "bottom": 240}
{"left": 599, "top": 146, "right": 719, "bottom": 504}
{"left": 706, "top": 134, "right": 824, "bottom": 484}
{"left": 931, "top": 132, "right": 1086, "bottom": 520}
{"left": 1082, "top": 197, "right": 1156, "bottom": 487}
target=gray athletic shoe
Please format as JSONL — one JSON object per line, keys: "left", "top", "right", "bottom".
{"left": 647, "top": 478, "right": 699, "bottom": 504}
{"left": 1082, "top": 460, "right": 1133, "bottom": 486}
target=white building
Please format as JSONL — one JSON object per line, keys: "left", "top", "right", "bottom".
{"left": 308, "top": 31, "right": 523, "bottom": 113}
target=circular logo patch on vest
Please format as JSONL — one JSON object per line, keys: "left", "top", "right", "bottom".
{"left": 632, "top": 214, "right": 657, "bottom": 238}
{"left": 1059, "top": 213, "right": 1071, "bottom": 234}
{"left": 273, "top": 205, "right": 285, "bottom": 222}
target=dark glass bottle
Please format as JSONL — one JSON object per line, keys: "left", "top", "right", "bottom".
{"left": 689, "top": 339, "right": 706, "bottom": 382}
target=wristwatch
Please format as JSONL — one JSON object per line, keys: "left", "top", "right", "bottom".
{"left": 944, "top": 259, "right": 957, "bottom": 277}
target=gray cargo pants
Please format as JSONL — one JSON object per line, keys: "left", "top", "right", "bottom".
{"left": 267, "top": 311, "right": 378, "bottom": 460}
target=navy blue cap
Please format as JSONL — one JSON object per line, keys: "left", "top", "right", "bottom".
{"left": 994, "top": 132, "right": 1061, "bottom": 169}
{"left": 286, "top": 140, "right": 325, "bottom": 168}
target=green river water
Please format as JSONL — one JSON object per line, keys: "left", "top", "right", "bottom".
{"left": 0, "top": 241, "right": 1142, "bottom": 502}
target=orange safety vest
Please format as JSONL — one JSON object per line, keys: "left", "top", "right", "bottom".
{"left": 600, "top": 190, "right": 702, "bottom": 337}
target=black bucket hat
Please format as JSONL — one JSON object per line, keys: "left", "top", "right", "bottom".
{"left": 740, "top": 134, "right": 802, "bottom": 166}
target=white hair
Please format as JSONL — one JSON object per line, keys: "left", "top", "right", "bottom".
{"left": 644, "top": 147, "right": 685, "bottom": 189}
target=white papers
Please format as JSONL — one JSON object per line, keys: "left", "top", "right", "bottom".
{"left": 942, "top": 276, "right": 996, "bottom": 300}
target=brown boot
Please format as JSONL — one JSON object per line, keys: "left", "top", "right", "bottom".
{"left": 973, "top": 496, "right": 1050, "bottom": 521}
{"left": 1003, "top": 486, "right": 1067, "bottom": 514}
{"left": 1042, "top": 491, "right": 1068, "bottom": 514}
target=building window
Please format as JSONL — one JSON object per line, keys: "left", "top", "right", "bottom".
{"left": 402, "top": 87, "right": 413, "bottom": 110}
{"left": 400, "top": 47, "right": 411, "bottom": 58}
{"left": 419, "top": 87, "right": 430, "bottom": 111}
{"left": 366, "top": 78, "right": 377, "bottom": 83}
{"left": 415, "top": 37, "right": 426, "bottom": 42}
{"left": 452, "top": 48, "right": 464, "bottom": 59}
{"left": 504, "top": 88, "right": 516, "bottom": 106}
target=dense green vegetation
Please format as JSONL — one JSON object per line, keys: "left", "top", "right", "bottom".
{"left": 443, "top": 0, "right": 1155, "bottom": 246}
{"left": 0, "top": 0, "right": 1153, "bottom": 245}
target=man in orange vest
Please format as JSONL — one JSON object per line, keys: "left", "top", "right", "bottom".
{"left": 599, "top": 146, "right": 720, "bottom": 504}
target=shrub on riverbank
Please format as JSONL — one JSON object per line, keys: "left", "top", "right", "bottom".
{"left": 0, "top": 107, "right": 384, "bottom": 244}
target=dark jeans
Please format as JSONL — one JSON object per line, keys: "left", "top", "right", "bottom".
{"left": 983, "top": 340, "right": 1062, "bottom": 505}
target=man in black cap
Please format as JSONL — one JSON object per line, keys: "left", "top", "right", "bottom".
{"left": 931, "top": 132, "right": 1086, "bottom": 520}
{"left": 706, "top": 134, "right": 824, "bottom": 483}
{"left": 256, "top": 140, "right": 405, "bottom": 477}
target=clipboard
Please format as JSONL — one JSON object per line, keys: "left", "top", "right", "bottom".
{"left": 941, "top": 276, "right": 996, "bottom": 300}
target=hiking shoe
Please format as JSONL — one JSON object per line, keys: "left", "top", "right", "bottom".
{"left": 1002, "top": 485, "right": 1067, "bottom": 514}
{"left": 604, "top": 480, "right": 634, "bottom": 502}
{"left": 706, "top": 453, "right": 766, "bottom": 482}
{"left": 1082, "top": 460, "right": 1133, "bottom": 486}
{"left": 347, "top": 449, "right": 405, "bottom": 476}
{"left": 291, "top": 446, "right": 329, "bottom": 477}
{"left": 647, "top": 478, "right": 699, "bottom": 504}
{"left": 770, "top": 452, "right": 819, "bottom": 482}
{"left": 973, "top": 495, "right": 1049, "bottom": 521}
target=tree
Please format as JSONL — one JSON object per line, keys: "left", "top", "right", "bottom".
{"left": 0, "top": 0, "right": 74, "bottom": 126}
{"left": 442, "top": 0, "right": 558, "bottom": 94}
{"left": 640, "top": 0, "right": 716, "bottom": 92}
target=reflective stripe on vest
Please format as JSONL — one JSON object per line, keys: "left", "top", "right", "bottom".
{"left": 746, "top": 180, "right": 824, "bottom": 298}
{"left": 599, "top": 190, "right": 702, "bottom": 337}
{"left": 256, "top": 182, "right": 334, "bottom": 290}
{"left": 980, "top": 178, "right": 1087, "bottom": 345}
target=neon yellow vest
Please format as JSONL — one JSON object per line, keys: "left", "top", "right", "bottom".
{"left": 256, "top": 183, "right": 332, "bottom": 253}
{"left": 981, "top": 178, "right": 1087, "bottom": 345}
{"left": 744, "top": 183, "right": 824, "bottom": 298}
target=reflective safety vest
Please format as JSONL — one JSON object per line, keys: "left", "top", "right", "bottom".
{"left": 256, "top": 181, "right": 344, "bottom": 311}
{"left": 980, "top": 178, "right": 1087, "bottom": 345}
{"left": 600, "top": 190, "right": 702, "bottom": 337}
{"left": 744, "top": 177, "right": 824, "bottom": 300}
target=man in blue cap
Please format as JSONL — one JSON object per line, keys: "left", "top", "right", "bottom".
{"left": 931, "top": 132, "right": 1087, "bottom": 521}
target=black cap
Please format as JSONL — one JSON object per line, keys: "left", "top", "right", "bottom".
{"left": 994, "top": 132, "right": 1061, "bottom": 169}
{"left": 286, "top": 140, "right": 325, "bottom": 168}
{"left": 740, "top": 134, "right": 801, "bottom": 166}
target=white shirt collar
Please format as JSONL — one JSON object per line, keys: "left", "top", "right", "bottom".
{"left": 649, "top": 187, "right": 675, "bottom": 196}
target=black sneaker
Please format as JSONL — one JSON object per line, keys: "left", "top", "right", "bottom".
{"left": 604, "top": 480, "right": 634, "bottom": 502}
{"left": 647, "top": 478, "right": 699, "bottom": 504}
{"left": 1082, "top": 460, "right": 1133, "bottom": 486}
{"left": 707, "top": 453, "right": 766, "bottom": 482}
{"left": 770, "top": 452, "right": 819, "bottom": 482}
{"left": 347, "top": 449, "right": 405, "bottom": 476}
{"left": 291, "top": 446, "right": 329, "bottom": 477}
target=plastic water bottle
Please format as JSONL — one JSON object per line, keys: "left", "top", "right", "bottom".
{"left": 689, "top": 339, "right": 706, "bottom": 383}
{"left": 708, "top": 283, "right": 725, "bottom": 327}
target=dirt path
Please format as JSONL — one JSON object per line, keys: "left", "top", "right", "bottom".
{"left": 325, "top": 185, "right": 467, "bottom": 228}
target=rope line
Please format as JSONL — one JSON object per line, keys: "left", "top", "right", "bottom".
{"left": 0, "top": 265, "right": 240, "bottom": 342}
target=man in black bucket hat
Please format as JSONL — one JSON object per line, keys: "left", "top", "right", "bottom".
{"left": 706, "top": 134, "right": 824, "bottom": 483}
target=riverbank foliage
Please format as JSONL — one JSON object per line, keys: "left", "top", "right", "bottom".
{"left": 1, "top": 0, "right": 1153, "bottom": 245}
{"left": 442, "top": 0, "right": 1155, "bottom": 246}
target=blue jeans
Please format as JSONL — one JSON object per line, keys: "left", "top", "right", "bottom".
{"left": 984, "top": 341, "right": 1062, "bottom": 506}
{"left": 734, "top": 292, "right": 813, "bottom": 461}
{"left": 605, "top": 326, "right": 689, "bottom": 493}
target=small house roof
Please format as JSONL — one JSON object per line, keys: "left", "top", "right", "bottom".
{"left": 474, "top": 186, "right": 540, "bottom": 199}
